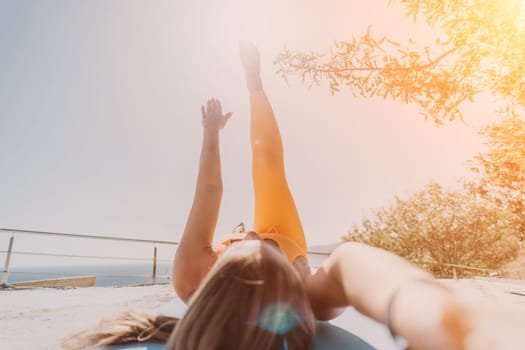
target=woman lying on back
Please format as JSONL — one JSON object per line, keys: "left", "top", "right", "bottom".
{"left": 65, "top": 43, "right": 525, "bottom": 350}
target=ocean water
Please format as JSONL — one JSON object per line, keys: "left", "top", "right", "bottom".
{"left": 7, "top": 262, "right": 173, "bottom": 287}
{"left": 5, "top": 253, "right": 328, "bottom": 287}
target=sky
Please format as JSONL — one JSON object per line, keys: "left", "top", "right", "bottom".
{"left": 0, "top": 0, "right": 500, "bottom": 267}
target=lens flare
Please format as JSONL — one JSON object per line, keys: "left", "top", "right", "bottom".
{"left": 256, "top": 302, "right": 300, "bottom": 335}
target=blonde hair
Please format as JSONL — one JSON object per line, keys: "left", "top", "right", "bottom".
{"left": 64, "top": 242, "right": 315, "bottom": 350}
{"left": 63, "top": 311, "right": 178, "bottom": 349}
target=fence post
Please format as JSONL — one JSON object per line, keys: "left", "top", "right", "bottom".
{"left": 1, "top": 235, "right": 14, "bottom": 286}
{"left": 152, "top": 245, "right": 157, "bottom": 284}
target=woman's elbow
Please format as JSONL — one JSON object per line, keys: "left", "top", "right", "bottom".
{"left": 172, "top": 251, "right": 216, "bottom": 303}
{"left": 172, "top": 269, "right": 197, "bottom": 304}
{"left": 171, "top": 259, "right": 197, "bottom": 303}
{"left": 314, "top": 306, "right": 346, "bottom": 321}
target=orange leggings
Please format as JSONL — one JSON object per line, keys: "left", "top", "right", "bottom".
{"left": 250, "top": 91, "right": 307, "bottom": 258}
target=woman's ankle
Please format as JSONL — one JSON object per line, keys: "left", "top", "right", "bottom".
{"left": 246, "top": 74, "right": 263, "bottom": 92}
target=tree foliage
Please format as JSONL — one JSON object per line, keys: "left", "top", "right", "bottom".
{"left": 275, "top": 0, "right": 525, "bottom": 124}
{"left": 343, "top": 181, "right": 520, "bottom": 277}
{"left": 467, "top": 115, "right": 525, "bottom": 240}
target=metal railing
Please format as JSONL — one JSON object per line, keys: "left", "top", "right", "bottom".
{"left": 4, "top": 228, "right": 518, "bottom": 287}
{"left": 0, "top": 228, "right": 338, "bottom": 288}
{"left": 0, "top": 228, "right": 179, "bottom": 287}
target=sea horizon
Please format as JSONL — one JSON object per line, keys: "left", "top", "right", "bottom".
{"left": 4, "top": 253, "right": 329, "bottom": 287}
{"left": 6, "top": 261, "right": 173, "bottom": 287}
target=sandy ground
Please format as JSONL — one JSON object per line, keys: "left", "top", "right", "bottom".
{"left": 1, "top": 279, "right": 525, "bottom": 350}
{"left": 0, "top": 284, "right": 175, "bottom": 350}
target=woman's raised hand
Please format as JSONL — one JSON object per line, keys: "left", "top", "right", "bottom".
{"left": 201, "top": 98, "right": 233, "bottom": 131}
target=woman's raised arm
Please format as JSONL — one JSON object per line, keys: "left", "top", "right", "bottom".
{"left": 172, "top": 99, "right": 232, "bottom": 303}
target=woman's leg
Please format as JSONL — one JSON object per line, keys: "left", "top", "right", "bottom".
{"left": 240, "top": 43, "right": 307, "bottom": 254}
{"left": 250, "top": 91, "right": 307, "bottom": 252}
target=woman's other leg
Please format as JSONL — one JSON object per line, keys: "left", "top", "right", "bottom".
{"left": 240, "top": 42, "right": 307, "bottom": 253}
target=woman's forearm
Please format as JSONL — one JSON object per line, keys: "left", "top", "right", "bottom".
{"left": 328, "top": 242, "right": 431, "bottom": 321}
{"left": 197, "top": 127, "right": 223, "bottom": 191}
{"left": 336, "top": 244, "right": 463, "bottom": 350}
{"left": 308, "top": 242, "right": 462, "bottom": 349}
{"left": 306, "top": 243, "right": 427, "bottom": 320}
